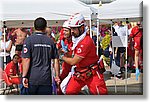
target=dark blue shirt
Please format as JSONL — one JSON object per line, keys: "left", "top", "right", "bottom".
{"left": 22, "top": 32, "right": 59, "bottom": 85}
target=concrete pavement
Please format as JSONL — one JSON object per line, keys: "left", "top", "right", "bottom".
{"left": 0, "top": 72, "right": 143, "bottom": 95}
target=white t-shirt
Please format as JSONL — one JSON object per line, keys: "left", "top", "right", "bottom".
{"left": 0, "top": 40, "right": 11, "bottom": 56}
{"left": 113, "top": 25, "right": 129, "bottom": 36}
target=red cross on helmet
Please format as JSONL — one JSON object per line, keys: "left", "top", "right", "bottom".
{"left": 68, "top": 13, "right": 86, "bottom": 27}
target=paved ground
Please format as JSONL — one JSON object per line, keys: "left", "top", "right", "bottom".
{"left": 103, "top": 65, "right": 143, "bottom": 95}
{"left": 0, "top": 71, "right": 143, "bottom": 95}
{"left": 104, "top": 71, "right": 143, "bottom": 95}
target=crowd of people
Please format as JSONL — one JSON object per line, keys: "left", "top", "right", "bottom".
{"left": 110, "top": 21, "right": 143, "bottom": 80}
{"left": 0, "top": 13, "right": 143, "bottom": 95}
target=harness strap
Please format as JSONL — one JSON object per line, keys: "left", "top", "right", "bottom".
{"left": 75, "top": 63, "right": 98, "bottom": 74}
{"left": 74, "top": 67, "right": 91, "bottom": 74}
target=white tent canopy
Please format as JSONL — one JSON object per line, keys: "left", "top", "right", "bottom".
{"left": 97, "top": 0, "right": 143, "bottom": 94}
{"left": 98, "top": 0, "right": 143, "bottom": 20}
{"left": 0, "top": 0, "right": 95, "bottom": 27}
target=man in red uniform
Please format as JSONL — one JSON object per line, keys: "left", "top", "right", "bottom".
{"left": 129, "top": 22, "right": 143, "bottom": 80}
{"left": 62, "top": 13, "right": 107, "bottom": 95}
{"left": 5, "top": 54, "right": 21, "bottom": 84}
{"left": 57, "top": 21, "right": 73, "bottom": 81}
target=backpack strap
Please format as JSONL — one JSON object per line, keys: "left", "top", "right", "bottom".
{"left": 132, "top": 30, "right": 140, "bottom": 38}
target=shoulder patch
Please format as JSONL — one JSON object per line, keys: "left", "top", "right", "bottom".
{"left": 77, "top": 48, "right": 82, "bottom": 54}
{"left": 24, "top": 48, "right": 28, "bottom": 53}
{"left": 10, "top": 69, "right": 13, "bottom": 73}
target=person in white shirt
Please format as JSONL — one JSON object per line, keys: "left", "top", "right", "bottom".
{"left": 113, "top": 21, "right": 129, "bottom": 78}
{"left": 0, "top": 33, "right": 12, "bottom": 70}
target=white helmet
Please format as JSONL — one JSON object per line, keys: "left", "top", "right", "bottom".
{"left": 62, "top": 20, "right": 70, "bottom": 29}
{"left": 68, "top": 13, "right": 86, "bottom": 27}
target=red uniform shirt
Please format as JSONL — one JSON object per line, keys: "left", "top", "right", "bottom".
{"left": 130, "top": 26, "right": 142, "bottom": 40}
{"left": 5, "top": 61, "right": 18, "bottom": 77}
{"left": 130, "top": 26, "right": 142, "bottom": 50}
{"left": 57, "top": 28, "right": 73, "bottom": 55}
{"left": 74, "top": 35, "right": 99, "bottom": 69}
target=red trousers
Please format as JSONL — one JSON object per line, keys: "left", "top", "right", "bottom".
{"left": 9, "top": 77, "right": 21, "bottom": 84}
{"left": 60, "top": 62, "right": 72, "bottom": 81}
{"left": 65, "top": 72, "right": 108, "bottom": 95}
{"left": 58, "top": 62, "right": 72, "bottom": 94}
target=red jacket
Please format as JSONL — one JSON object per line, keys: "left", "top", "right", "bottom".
{"left": 57, "top": 29, "right": 73, "bottom": 55}
{"left": 130, "top": 26, "right": 142, "bottom": 41}
{"left": 5, "top": 61, "right": 18, "bottom": 76}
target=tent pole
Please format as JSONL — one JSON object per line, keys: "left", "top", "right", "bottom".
{"left": 125, "top": 24, "right": 128, "bottom": 94}
{"left": 111, "top": 20, "right": 117, "bottom": 93}
{"left": 89, "top": 14, "right": 92, "bottom": 38}
{"left": 112, "top": 47, "right": 117, "bottom": 93}
{"left": 3, "top": 21, "right": 7, "bottom": 69}
{"left": 125, "top": 44, "right": 128, "bottom": 93}
{"left": 96, "top": 18, "right": 99, "bottom": 55}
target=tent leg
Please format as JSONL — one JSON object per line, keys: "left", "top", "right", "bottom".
{"left": 96, "top": 18, "right": 99, "bottom": 55}
{"left": 114, "top": 74, "right": 117, "bottom": 93}
{"left": 112, "top": 47, "right": 117, "bottom": 94}
{"left": 125, "top": 47, "right": 128, "bottom": 93}
{"left": 3, "top": 21, "right": 7, "bottom": 69}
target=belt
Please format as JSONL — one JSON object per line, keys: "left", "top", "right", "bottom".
{"left": 73, "top": 63, "right": 99, "bottom": 81}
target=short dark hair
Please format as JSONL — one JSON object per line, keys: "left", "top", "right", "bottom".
{"left": 34, "top": 17, "right": 47, "bottom": 30}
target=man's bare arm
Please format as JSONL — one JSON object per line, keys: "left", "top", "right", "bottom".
{"left": 6, "top": 40, "right": 12, "bottom": 52}
{"left": 53, "top": 58, "right": 60, "bottom": 77}
{"left": 11, "top": 30, "right": 17, "bottom": 36}
{"left": 62, "top": 54, "right": 82, "bottom": 65}
{"left": 53, "top": 58, "right": 61, "bottom": 85}
{"left": 22, "top": 58, "right": 30, "bottom": 77}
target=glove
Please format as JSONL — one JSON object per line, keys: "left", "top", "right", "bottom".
{"left": 61, "top": 40, "right": 68, "bottom": 53}
{"left": 60, "top": 54, "right": 64, "bottom": 60}
{"left": 135, "top": 68, "right": 140, "bottom": 80}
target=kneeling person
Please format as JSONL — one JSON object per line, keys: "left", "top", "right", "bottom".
{"left": 5, "top": 54, "right": 21, "bottom": 84}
